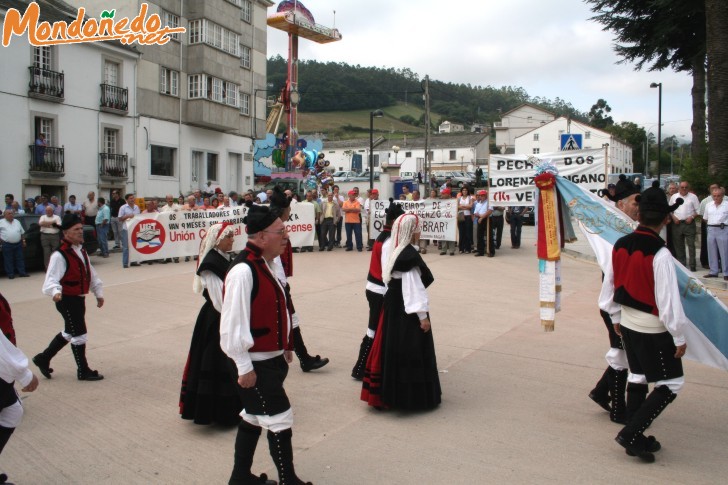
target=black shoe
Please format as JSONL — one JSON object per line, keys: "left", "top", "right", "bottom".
{"left": 326, "top": 247, "right": 333, "bottom": 251}
{"left": 345, "top": 248, "right": 353, "bottom": 251}
{"left": 8, "top": 275, "right": 14, "bottom": 279}
{"left": 705, "top": 273, "right": 719, "bottom": 278}
{"left": 474, "top": 253, "right": 484, "bottom": 257}
{"left": 130, "top": 262, "right": 140, "bottom": 267}
{"left": 690, "top": 266, "right": 697, "bottom": 272}
{"left": 626, "top": 435, "right": 661, "bottom": 455}
{"left": 319, "top": 247, "right": 325, "bottom": 251}
{"left": 78, "top": 370, "right": 104, "bottom": 381}
{"left": 32, "top": 354, "right": 53, "bottom": 379}
{"left": 19, "top": 273, "right": 30, "bottom": 277}
{"left": 588, "top": 391, "right": 611, "bottom": 413}
{"left": 615, "top": 433, "right": 655, "bottom": 463}
{"left": 300, "top": 355, "right": 330, "bottom": 372}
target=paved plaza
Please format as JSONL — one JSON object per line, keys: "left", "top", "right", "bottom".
{"left": 2, "top": 226, "right": 727, "bottom": 484}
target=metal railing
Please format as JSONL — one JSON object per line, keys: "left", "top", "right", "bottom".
{"left": 28, "top": 66, "right": 64, "bottom": 98}
{"left": 28, "top": 144, "right": 64, "bottom": 174}
{"left": 100, "top": 84, "right": 128, "bottom": 111}
{"left": 99, "top": 153, "right": 128, "bottom": 178}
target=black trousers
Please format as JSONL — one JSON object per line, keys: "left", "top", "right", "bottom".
{"left": 321, "top": 218, "right": 336, "bottom": 249}
{"left": 55, "top": 295, "right": 88, "bottom": 337}
{"left": 490, "top": 215, "right": 504, "bottom": 249}
{"left": 510, "top": 214, "right": 523, "bottom": 247}
{"left": 475, "top": 219, "right": 486, "bottom": 255}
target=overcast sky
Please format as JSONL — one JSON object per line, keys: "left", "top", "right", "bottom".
{"left": 267, "top": 0, "right": 694, "bottom": 142}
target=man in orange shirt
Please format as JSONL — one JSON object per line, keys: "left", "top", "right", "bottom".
{"left": 342, "top": 190, "right": 363, "bottom": 252}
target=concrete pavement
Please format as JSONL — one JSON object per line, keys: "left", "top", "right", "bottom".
{"left": 1, "top": 225, "right": 727, "bottom": 484}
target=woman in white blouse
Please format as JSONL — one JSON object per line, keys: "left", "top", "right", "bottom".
{"left": 457, "top": 186, "right": 474, "bottom": 253}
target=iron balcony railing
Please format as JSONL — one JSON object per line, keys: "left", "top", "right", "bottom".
{"left": 29, "top": 144, "right": 64, "bottom": 174}
{"left": 100, "top": 84, "right": 128, "bottom": 111}
{"left": 99, "top": 153, "right": 128, "bottom": 178}
{"left": 28, "top": 66, "right": 64, "bottom": 98}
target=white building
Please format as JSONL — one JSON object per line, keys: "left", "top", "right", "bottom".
{"left": 514, "top": 117, "right": 634, "bottom": 173}
{"left": 438, "top": 120, "right": 464, "bottom": 134}
{"left": 0, "top": 0, "right": 272, "bottom": 203}
{"left": 321, "top": 133, "right": 490, "bottom": 174}
{"left": 493, "top": 103, "right": 556, "bottom": 154}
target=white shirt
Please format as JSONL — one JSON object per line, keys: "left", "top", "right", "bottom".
{"left": 365, "top": 234, "right": 393, "bottom": 295}
{"left": 220, "top": 257, "right": 290, "bottom": 375}
{"left": 82, "top": 199, "right": 98, "bottom": 217}
{"left": 42, "top": 244, "right": 103, "bottom": 299}
{"left": 670, "top": 192, "right": 700, "bottom": 220}
{"left": 160, "top": 203, "right": 181, "bottom": 212}
{"left": 0, "top": 218, "right": 24, "bottom": 243}
{"left": 472, "top": 199, "right": 489, "bottom": 217}
{"left": 0, "top": 332, "right": 34, "bottom": 388}
{"left": 458, "top": 195, "right": 473, "bottom": 216}
{"left": 703, "top": 199, "right": 728, "bottom": 225}
{"left": 600, "top": 246, "right": 688, "bottom": 346}
{"left": 63, "top": 202, "right": 82, "bottom": 214}
{"left": 118, "top": 203, "right": 140, "bottom": 227}
{"left": 199, "top": 249, "right": 231, "bottom": 313}
{"left": 39, "top": 214, "right": 61, "bottom": 234}
{"left": 391, "top": 246, "right": 429, "bottom": 320}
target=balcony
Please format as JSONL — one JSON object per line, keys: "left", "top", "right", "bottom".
{"left": 99, "top": 153, "right": 128, "bottom": 181}
{"left": 28, "top": 145, "right": 64, "bottom": 177}
{"left": 100, "top": 84, "right": 129, "bottom": 114}
{"left": 28, "top": 66, "right": 64, "bottom": 102}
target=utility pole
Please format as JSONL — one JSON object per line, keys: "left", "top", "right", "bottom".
{"left": 423, "top": 75, "right": 430, "bottom": 184}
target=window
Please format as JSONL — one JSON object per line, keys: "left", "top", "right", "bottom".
{"left": 161, "top": 68, "right": 179, "bottom": 96}
{"left": 449, "top": 150, "right": 456, "bottom": 160}
{"left": 241, "top": 45, "right": 251, "bottom": 69}
{"left": 33, "top": 46, "right": 51, "bottom": 70}
{"left": 191, "top": 150, "right": 203, "bottom": 182}
{"left": 227, "top": 0, "right": 242, "bottom": 6}
{"left": 151, "top": 145, "right": 176, "bottom": 176}
{"left": 533, "top": 133, "right": 539, "bottom": 141}
{"left": 163, "top": 11, "right": 181, "bottom": 41}
{"left": 35, "top": 117, "right": 54, "bottom": 146}
{"left": 189, "top": 19, "right": 239, "bottom": 55}
{"left": 206, "top": 152, "right": 218, "bottom": 181}
{"left": 189, "top": 74, "right": 238, "bottom": 105}
{"left": 241, "top": 0, "right": 252, "bottom": 23}
{"left": 533, "top": 148, "right": 540, "bottom": 154}
{"left": 405, "top": 151, "right": 412, "bottom": 158}
{"left": 226, "top": 83, "right": 239, "bottom": 107}
{"left": 104, "top": 60, "right": 119, "bottom": 86}
{"left": 210, "top": 77, "right": 223, "bottom": 103}
{"left": 104, "top": 128, "right": 118, "bottom": 154}
{"left": 188, "top": 74, "right": 203, "bottom": 99}
{"left": 240, "top": 92, "right": 250, "bottom": 115}
{"left": 585, "top": 131, "right": 591, "bottom": 139}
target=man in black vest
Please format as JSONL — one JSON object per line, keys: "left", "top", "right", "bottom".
{"left": 34, "top": 214, "right": 105, "bottom": 381}
{"left": 601, "top": 182, "right": 687, "bottom": 463}
{"left": 220, "top": 204, "right": 310, "bottom": 485}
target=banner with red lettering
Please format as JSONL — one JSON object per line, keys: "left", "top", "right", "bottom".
{"left": 369, "top": 199, "right": 457, "bottom": 241}
{"left": 125, "top": 203, "right": 315, "bottom": 262}
{"left": 488, "top": 149, "right": 605, "bottom": 206}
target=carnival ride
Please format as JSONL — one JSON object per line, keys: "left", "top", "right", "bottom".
{"left": 257, "top": 1, "right": 341, "bottom": 190}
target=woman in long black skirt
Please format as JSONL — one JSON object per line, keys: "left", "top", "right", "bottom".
{"left": 179, "top": 222, "right": 241, "bottom": 425}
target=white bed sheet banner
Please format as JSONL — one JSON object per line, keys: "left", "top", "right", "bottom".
{"left": 370, "top": 199, "right": 457, "bottom": 241}
{"left": 488, "top": 148, "right": 606, "bottom": 207}
{"left": 126, "top": 203, "right": 315, "bottom": 261}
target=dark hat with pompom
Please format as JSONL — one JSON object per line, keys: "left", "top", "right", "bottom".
{"left": 637, "top": 181, "right": 683, "bottom": 215}
{"left": 61, "top": 213, "right": 82, "bottom": 231}
{"left": 243, "top": 202, "right": 278, "bottom": 235}
{"left": 385, "top": 198, "right": 406, "bottom": 223}
{"left": 611, "top": 174, "right": 640, "bottom": 202}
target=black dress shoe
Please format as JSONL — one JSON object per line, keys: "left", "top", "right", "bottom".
{"left": 78, "top": 370, "right": 104, "bottom": 381}
{"left": 615, "top": 434, "right": 655, "bottom": 463}
{"left": 345, "top": 248, "right": 353, "bottom": 251}
{"left": 626, "top": 435, "right": 661, "bottom": 455}
{"left": 319, "top": 247, "right": 325, "bottom": 251}
{"left": 705, "top": 273, "right": 719, "bottom": 278}
{"left": 690, "top": 266, "right": 697, "bottom": 272}
{"left": 300, "top": 355, "right": 330, "bottom": 372}
{"left": 588, "top": 391, "right": 611, "bottom": 413}
{"left": 19, "top": 273, "right": 30, "bottom": 277}
{"left": 32, "top": 354, "right": 53, "bottom": 379}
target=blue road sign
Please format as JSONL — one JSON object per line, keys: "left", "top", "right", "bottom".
{"left": 560, "top": 134, "right": 583, "bottom": 151}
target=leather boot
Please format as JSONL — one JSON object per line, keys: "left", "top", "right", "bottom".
{"left": 32, "top": 333, "right": 69, "bottom": 379}
{"left": 72, "top": 344, "right": 104, "bottom": 381}
{"left": 616, "top": 386, "right": 676, "bottom": 462}
{"left": 351, "top": 336, "right": 374, "bottom": 380}
{"left": 267, "top": 429, "right": 312, "bottom": 485}
{"left": 588, "top": 367, "right": 611, "bottom": 413}
{"left": 0, "top": 425, "right": 14, "bottom": 455}
{"left": 292, "top": 327, "right": 329, "bottom": 372}
{"left": 229, "top": 422, "right": 276, "bottom": 485}
{"left": 608, "top": 369, "right": 628, "bottom": 424}
{"left": 626, "top": 382, "right": 648, "bottom": 423}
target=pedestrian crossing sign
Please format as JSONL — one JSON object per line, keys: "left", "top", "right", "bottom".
{"left": 560, "top": 134, "right": 582, "bottom": 151}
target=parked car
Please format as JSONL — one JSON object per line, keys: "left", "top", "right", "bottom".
{"left": 0, "top": 214, "right": 98, "bottom": 274}
{"left": 352, "top": 171, "right": 381, "bottom": 182}
{"left": 433, "top": 171, "right": 471, "bottom": 188}
{"left": 399, "top": 171, "right": 417, "bottom": 180}
{"left": 521, "top": 206, "right": 535, "bottom": 225}
{"left": 332, "top": 170, "right": 358, "bottom": 182}
{"left": 263, "top": 178, "right": 308, "bottom": 200}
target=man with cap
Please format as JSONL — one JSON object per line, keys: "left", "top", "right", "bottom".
{"left": 472, "top": 190, "right": 492, "bottom": 256}
{"left": 220, "top": 203, "right": 310, "bottom": 485}
{"left": 342, "top": 190, "right": 363, "bottom": 252}
{"left": 589, "top": 174, "right": 640, "bottom": 424}
{"left": 601, "top": 181, "right": 687, "bottom": 462}
{"left": 268, "top": 187, "right": 329, "bottom": 373}
{"left": 34, "top": 214, "right": 105, "bottom": 381}
{"left": 352, "top": 198, "right": 405, "bottom": 380}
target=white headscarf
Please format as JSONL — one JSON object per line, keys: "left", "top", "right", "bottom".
{"left": 382, "top": 213, "right": 420, "bottom": 284}
{"left": 192, "top": 222, "right": 235, "bottom": 294}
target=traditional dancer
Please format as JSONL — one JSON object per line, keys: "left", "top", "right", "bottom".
{"left": 268, "top": 187, "right": 329, "bottom": 372}
{"left": 34, "top": 214, "right": 105, "bottom": 381}
{"left": 590, "top": 174, "right": 640, "bottom": 424}
{"left": 602, "top": 182, "right": 688, "bottom": 463}
{"left": 351, "top": 199, "right": 404, "bottom": 380}
{"left": 221, "top": 203, "right": 310, "bottom": 485}
{"left": 180, "top": 222, "right": 241, "bottom": 426}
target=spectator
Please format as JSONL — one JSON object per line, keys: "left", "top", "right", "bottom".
{"left": 82, "top": 191, "right": 98, "bottom": 226}
{"left": 109, "top": 190, "right": 125, "bottom": 252}
{"left": 24, "top": 198, "right": 36, "bottom": 215}
{"left": 193, "top": 190, "right": 204, "bottom": 207}
{"left": 507, "top": 206, "right": 526, "bottom": 249}
{"left": 95, "top": 197, "right": 110, "bottom": 258}
{"left": 698, "top": 183, "right": 720, "bottom": 269}
{"left": 332, "top": 185, "right": 345, "bottom": 247}
{"left": 118, "top": 193, "right": 140, "bottom": 268}
{"left": 63, "top": 194, "right": 82, "bottom": 215}
{"left": 184, "top": 195, "right": 198, "bottom": 211}
{"left": 456, "top": 187, "right": 474, "bottom": 254}
{"left": 10, "top": 201, "right": 24, "bottom": 215}
{"left": 222, "top": 196, "right": 231, "bottom": 207}
{"left": 342, "top": 190, "right": 363, "bottom": 252}
{"left": 401, "top": 185, "right": 413, "bottom": 201}
{"left": 703, "top": 186, "right": 728, "bottom": 280}
{"left": 439, "top": 189, "right": 456, "bottom": 256}
{"left": 364, "top": 189, "right": 378, "bottom": 250}
{"left": 318, "top": 192, "right": 340, "bottom": 251}
{"left": 472, "top": 190, "right": 492, "bottom": 257}
{"left": 50, "top": 196, "right": 62, "bottom": 216}
{"left": 177, "top": 195, "right": 185, "bottom": 206}
{"left": 305, "top": 190, "right": 320, "bottom": 252}
{"left": 210, "top": 198, "right": 220, "bottom": 209}
{"left": 669, "top": 181, "right": 700, "bottom": 271}
{"left": 161, "top": 195, "right": 182, "bottom": 264}
{"left": 4, "top": 194, "right": 13, "bottom": 211}
{"left": 201, "top": 197, "right": 212, "bottom": 210}
{"left": 229, "top": 191, "right": 240, "bottom": 206}
{"left": 0, "top": 210, "right": 29, "bottom": 278}
{"left": 34, "top": 133, "right": 47, "bottom": 167}
{"left": 39, "top": 204, "right": 61, "bottom": 268}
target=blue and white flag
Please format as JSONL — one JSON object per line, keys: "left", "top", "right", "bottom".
{"left": 555, "top": 175, "right": 728, "bottom": 372}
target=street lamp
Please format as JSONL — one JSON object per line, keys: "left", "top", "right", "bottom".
{"left": 650, "top": 82, "right": 662, "bottom": 184}
{"left": 369, "top": 109, "right": 384, "bottom": 189}
{"left": 392, "top": 145, "right": 400, "bottom": 171}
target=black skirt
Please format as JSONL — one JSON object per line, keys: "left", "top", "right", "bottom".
{"left": 380, "top": 279, "right": 441, "bottom": 411}
{"left": 180, "top": 299, "right": 241, "bottom": 425}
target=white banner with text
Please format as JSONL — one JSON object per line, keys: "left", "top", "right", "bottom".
{"left": 370, "top": 199, "right": 457, "bottom": 241}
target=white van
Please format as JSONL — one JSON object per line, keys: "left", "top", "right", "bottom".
{"left": 399, "top": 171, "right": 417, "bottom": 179}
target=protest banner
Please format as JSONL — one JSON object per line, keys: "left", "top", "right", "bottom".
{"left": 126, "top": 203, "right": 315, "bottom": 261}
{"left": 488, "top": 148, "right": 606, "bottom": 206}
{"left": 370, "top": 199, "right": 457, "bottom": 241}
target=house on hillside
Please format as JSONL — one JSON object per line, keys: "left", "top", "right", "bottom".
{"left": 439, "top": 121, "right": 464, "bottom": 134}
{"left": 514, "top": 117, "right": 633, "bottom": 174}
{"left": 322, "top": 133, "right": 490, "bottom": 175}
{"left": 493, "top": 103, "right": 556, "bottom": 154}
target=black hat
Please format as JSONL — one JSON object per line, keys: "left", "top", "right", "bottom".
{"left": 611, "top": 174, "right": 640, "bottom": 202}
{"left": 243, "top": 202, "right": 278, "bottom": 235}
{"left": 268, "top": 186, "right": 291, "bottom": 212}
{"left": 61, "top": 213, "right": 82, "bottom": 230}
{"left": 637, "top": 181, "right": 683, "bottom": 215}
{"left": 385, "top": 198, "right": 406, "bottom": 223}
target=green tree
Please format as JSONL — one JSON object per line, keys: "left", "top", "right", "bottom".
{"left": 588, "top": 99, "right": 614, "bottom": 129}
{"left": 705, "top": 0, "right": 728, "bottom": 184}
